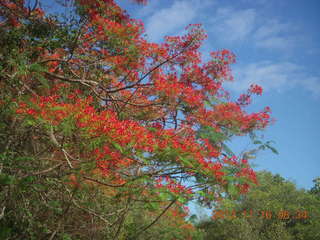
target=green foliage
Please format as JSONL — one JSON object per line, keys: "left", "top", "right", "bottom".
{"left": 197, "top": 171, "right": 320, "bottom": 240}
{"left": 310, "top": 177, "right": 320, "bottom": 197}
{"left": 0, "top": 0, "right": 273, "bottom": 239}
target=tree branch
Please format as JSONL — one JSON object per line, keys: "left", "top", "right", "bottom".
{"left": 22, "top": 163, "right": 62, "bottom": 178}
{"left": 45, "top": 71, "right": 98, "bottom": 86}
{"left": 83, "top": 176, "right": 126, "bottom": 188}
{"left": 130, "top": 198, "right": 177, "bottom": 239}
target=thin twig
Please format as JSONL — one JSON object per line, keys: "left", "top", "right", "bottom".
{"left": 72, "top": 199, "right": 111, "bottom": 225}
{"left": 83, "top": 176, "right": 126, "bottom": 188}
{"left": 106, "top": 39, "right": 194, "bottom": 94}
{"left": 49, "top": 126, "right": 74, "bottom": 169}
{"left": 130, "top": 199, "right": 177, "bottom": 239}
{"left": 45, "top": 71, "right": 98, "bottom": 86}
{"left": 22, "top": 163, "right": 62, "bottom": 178}
{"left": 0, "top": 206, "right": 6, "bottom": 220}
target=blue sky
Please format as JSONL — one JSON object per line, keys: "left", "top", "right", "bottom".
{"left": 118, "top": 0, "right": 320, "bottom": 190}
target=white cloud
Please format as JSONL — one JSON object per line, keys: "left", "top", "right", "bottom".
{"left": 145, "top": 1, "right": 197, "bottom": 42}
{"left": 227, "top": 61, "right": 320, "bottom": 97}
{"left": 303, "top": 77, "right": 320, "bottom": 97}
{"left": 241, "top": 0, "right": 268, "bottom": 5}
{"left": 143, "top": 2, "right": 302, "bottom": 53}
{"left": 207, "top": 8, "right": 301, "bottom": 51}
{"left": 137, "top": 0, "right": 162, "bottom": 18}
{"left": 255, "top": 36, "right": 297, "bottom": 49}
{"left": 230, "top": 61, "right": 299, "bottom": 92}
{"left": 253, "top": 20, "right": 299, "bottom": 50}
{"left": 139, "top": 1, "right": 320, "bottom": 97}
{"left": 209, "top": 8, "right": 256, "bottom": 42}
{"left": 254, "top": 20, "right": 290, "bottom": 39}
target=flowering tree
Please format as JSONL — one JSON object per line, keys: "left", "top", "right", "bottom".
{"left": 0, "top": 0, "right": 272, "bottom": 238}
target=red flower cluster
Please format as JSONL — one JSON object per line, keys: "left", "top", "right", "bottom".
{"left": 9, "top": 0, "right": 273, "bottom": 203}
{"left": 249, "top": 84, "right": 263, "bottom": 95}
{"left": 155, "top": 176, "right": 193, "bottom": 195}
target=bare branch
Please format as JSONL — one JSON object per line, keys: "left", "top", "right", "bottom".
{"left": 49, "top": 126, "right": 74, "bottom": 169}
{"left": 72, "top": 199, "right": 111, "bottom": 225}
{"left": 45, "top": 71, "right": 98, "bottom": 86}
{"left": 131, "top": 199, "right": 177, "bottom": 239}
{"left": 83, "top": 176, "right": 126, "bottom": 188}
{"left": 106, "top": 40, "right": 194, "bottom": 94}
{"left": 22, "top": 163, "right": 63, "bottom": 178}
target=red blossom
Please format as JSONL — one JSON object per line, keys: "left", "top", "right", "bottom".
{"left": 9, "top": 0, "right": 272, "bottom": 205}
{"left": 249, "top": 84, "right": 263, "bottom": 95}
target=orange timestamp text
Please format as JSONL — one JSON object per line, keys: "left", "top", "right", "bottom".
{"left": 212, "top": 209, "right": 309, "bottom": 220}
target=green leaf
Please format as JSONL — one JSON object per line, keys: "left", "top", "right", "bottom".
{"left": 197, "top": 190, "right": 206, "bottom": 197}
{"left": 25, "top": 119, "right": 36, "bottom": 126}
{"left": 209, "top": 96, "right": 223, "bottom": 104}
{"left": 189, "top": 214, "right": 198, "bottom": 224}
{"left": 29, "top": 63, "right": 44, "bottom": 72}
{"left": 159, "top": 192, "right": 171, "bottom": 201}
{"left": 197, "top": 125, "right": 228, "bottom": 144}
{"left": 178, "top": 196, "right": 187, "bottom": 204}
{"left": 37, "top": 74, "right": 50, "bottom": 89}
{"left": 147, "top": 202, "right": 159, "bottom": 211}
{"left": 209, "top": 131, "right": 227, "bottom": 144}
{"left": 51, "top": 106, "right": 65, "bottom": 111}
{"left": 227, "top": 184, "right": 238, "bottom": 196}
{"left": 62, "top": 234, "right": 73, "bottom": 240}
{"left": 0, "top": 174, "right": 16, "bottom": 185}
{"left": 0, "top": 226, "right": 12, "bottom": 239}
{"left": 112, "top": 142, "right": 123, "bottom": 153}
{"left": 263, "top": 141, "right": 279, "bottom": 154}
{"left": 179, "top": 156, "right": 193, "bottom": 167}
{"left": 266, "top": 145, "right": 279, "bottom": 154}
{"left": 61, "top": 117, "right": 75, "bottom": 136}
{"left": 221, "top": 143, "right": 234, "bottom": 156}
{"left": 204, "top": 100, "right": 213, "bottom": 108}
{"left": 147, "top": 127, "right": 157, "bottom": 132}
{"left": 223, "top": 175, "right": 235, "bottom": 182}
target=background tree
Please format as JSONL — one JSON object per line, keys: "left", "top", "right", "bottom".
{"left": 197, "top": 171, "right": 320, "bottom": 240}
{"left": 310, "top": 177, "right": 320, "bottom": 197}
{"left": 0, "top": 0, "right": 271, "bottom": 239}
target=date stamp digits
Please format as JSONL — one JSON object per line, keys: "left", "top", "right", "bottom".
{"left": 212, "top": 209, "right": 309, "bottom": 220}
